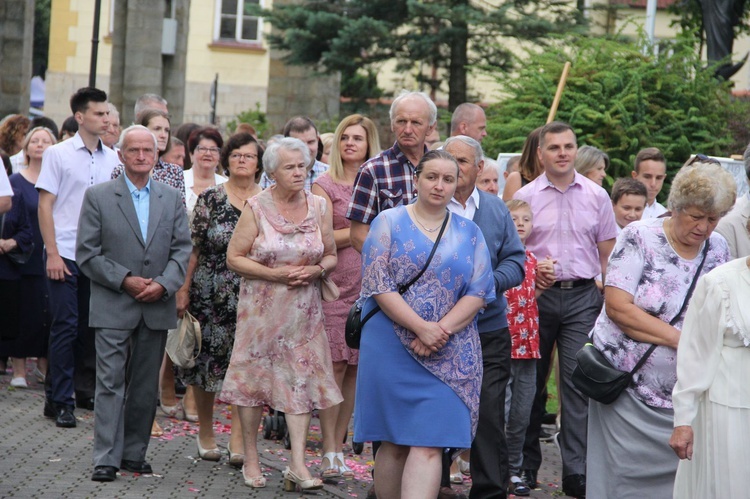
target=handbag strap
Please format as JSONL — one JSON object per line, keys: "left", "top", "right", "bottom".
{"left": 361, "top": 210, "right": 450, "bottom": 325}
{"left": 630, "top": 239, "right": 710, "bottom": 376}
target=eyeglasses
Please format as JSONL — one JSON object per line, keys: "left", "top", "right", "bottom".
{"left": 229, "top": 153, "right": 258, "bottom": 162}
{"left": 687, "top": 153, "right": 721, "bottom": 166}
{"left": 196, "top": 146, "right": 220, "bottom": 155}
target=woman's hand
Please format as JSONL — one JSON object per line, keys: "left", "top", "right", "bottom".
{"left": 669, "top": 425, "right": 694, "bottom": 460}
{"left": 270, "top": 265, "right": 315, "bottom": 288}
{"left": 415, "top": 322, "right": 450, "bottom": 353}
{"left": 176, "top": 288, "right": 189, "bottom": 319}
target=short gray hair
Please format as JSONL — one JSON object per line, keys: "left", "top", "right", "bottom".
{"left": 483, "top": 157, "right": 502, "bottom": 177}
{"left": 444, "top": 135, "right": 484, "bottom": 167}
{"left": 134, "top": 93, "right": 168, "bottom": 120}
{"left": 107, "top": 103, "right": 120, "bottom": 124}
{"left": 668, "top": 162, "right": 736, "bottom": 215}
{"left": 118, "top": 124, "right": 158, "bottom": 152}
{"left": 450, "top": 103, "right": 483, "bottom": 134}
{"left": 263, "top": 137, "right": 311, "bottom": 175}
{"left": 389, "top": 90, "right": 437, "bottom": 126}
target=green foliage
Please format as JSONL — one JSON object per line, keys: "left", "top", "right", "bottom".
{"left": 258, "top": 0, "right": 583, "bottom": 108}
{"left": 484, "top": 33, "right": 737, "bottom": 197}
{"left": 34, "top": 0, "right": 51, "bottom": 75}
{"left": 225, "top": 103, "right": 271, "bottom": 139}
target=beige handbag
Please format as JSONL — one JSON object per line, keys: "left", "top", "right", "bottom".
{"left": 165, "top": 312, "right": 201, "bottom": 369}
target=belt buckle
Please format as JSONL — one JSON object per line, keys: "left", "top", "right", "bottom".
{"left": 559, "top": 281, "right": 574, "bottom": 290}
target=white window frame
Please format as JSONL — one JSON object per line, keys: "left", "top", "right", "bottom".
{"left": 214, "top": 0, "right": 263, "bottom": 44}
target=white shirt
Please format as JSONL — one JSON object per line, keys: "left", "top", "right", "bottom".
{"left": 0, "top": 165, "right": 12, "bottom": 197}
{"left": 448, "top": 187, "right": 480, "bottom": 220}
{"left": 183, "top": 168, "right": 227, "bottom": 214}
{"left": 36, "top": 132, "right": 118, "bottom": 260}
{"left": 10, "top": 150, "right": 25, "bottom": 173}
{"left": 642, "top": 200, "right": 667, "bottom": 219}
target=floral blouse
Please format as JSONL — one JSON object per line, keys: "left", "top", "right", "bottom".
{"left": 591, "top": 218, "right": 730, "bottom": 408}
{"left": 505, "top": 250, "right": 540, "bottom": 360}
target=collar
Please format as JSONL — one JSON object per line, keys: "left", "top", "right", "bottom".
{"left": 540, "top": 170, "right": 584, "bottom": 191}
{"left": 391, "top": 141, "right": 429, "bottom": 167}
{"left": 123, "top": 173, "right": 151, "bottom": 194}
{"left": 452, "top": 187, "right": 481, "bottom": 210}
{"left": 72, "top": 131, "right": 104, "bottom": 152}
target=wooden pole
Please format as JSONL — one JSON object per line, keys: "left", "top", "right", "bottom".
{"left": 547, "top": 61, "right": 571, "bottom": 124}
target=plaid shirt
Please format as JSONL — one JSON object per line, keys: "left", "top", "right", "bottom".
{"left": 346, "top": 142, "right": 421, "bottom": 224}
{"left": 259, "top": 159, "right": 329, "bottom": 191}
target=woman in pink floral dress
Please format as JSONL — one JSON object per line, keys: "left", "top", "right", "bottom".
{"left": 223, "top": 137, "right": 342, "bottom": 492}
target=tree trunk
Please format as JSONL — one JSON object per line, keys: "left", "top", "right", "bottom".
{"left": 448, "top": 1, "right": 468, "bottom": 111}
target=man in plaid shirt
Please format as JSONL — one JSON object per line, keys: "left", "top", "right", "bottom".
{"left": 346, "top": 90, "right": 437, "bottom": 251}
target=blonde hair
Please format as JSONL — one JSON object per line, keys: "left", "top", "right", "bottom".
{"left": 505, "top": 199, "right": 532, "bottom": 215}
{"left": 667, "top": 162, "right": 736, "bottom": 215}
{"left": 328, "top": 114, "right": 381, "bottom": 181}
{"left": 23, "top": 126, "right": 57, "bottom": 165}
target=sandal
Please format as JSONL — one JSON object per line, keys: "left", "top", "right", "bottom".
{"left": 457, "top": 456, "right": 471, "bottom": 476}
{"left": 151, "top": 420, "right": 164, "bottom": 437}
{"left": 335, "top": 452, "right": 355, "bottom": 478}
{"left": 283, "top": 467, "right": 323, "bottom": 492}
{"left": 450, "top": 472, "right": 464, "bottom": 484}
{"left": 320, "top": 452, "right": 342, "bottom": 478}
{"left": 242, "top": 466, "right": 266, "bottom": 488}
{"left": 227, "top": 442, "right": 245, "bottom": 468}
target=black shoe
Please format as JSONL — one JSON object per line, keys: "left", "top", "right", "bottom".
{"left": 521, "top": 469, "right": 538, "bottom": 489}
{"left": 352, "top": 441, "right": 364, "bottom": 455}
{"left": 175, "top": 380, "right": 187, "bottom": 395}
{"left": 562, "top": 474, "right": 586, "bottom": 498}
{"left": 539, "top": 429, "right": 554, "bottom": 442}
{"left": 437, "top": 486, "right": 467, "bottom": 499}
{"left": 76, "top": 395, "right": 95, "bottom": 411}
{"left": 120, "top": 460, "right": 153, "bottom": 474}
{"left": 43, "top": 399, "right": 56, "bottom": 419}
{"left": 55, "top": 407, "right": 77, "bottom": 428}
{"left": 541, "top": 412, "right": 557, "bottom": 425}
{"left": 509, "top": 477, "right": 531, "bottom": 496}
{"left": 91, "top": 465, "right": 117, "bottom": 482}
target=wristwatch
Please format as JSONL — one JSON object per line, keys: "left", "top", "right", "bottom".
{"left": 317, "top": 264, "right": 327, "bottom": 278}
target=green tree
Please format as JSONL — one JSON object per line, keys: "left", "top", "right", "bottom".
{"left": 484, "top": 33, "right": 737, "bottom": 197}
{"left": 34, "top": 0, "right": 51, "bottom": 75}
{"left": 257, "top": 0, "right": 583, "bottom": 110}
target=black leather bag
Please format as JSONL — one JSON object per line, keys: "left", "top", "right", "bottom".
{"left": 1, "top": 214, "right": 34, "bottom": 266}
{"left": 572, "top": 240, "right": 709, "bottom": 404}
{"left": 572, "top": 343, "right": 655, "bottom": 404}
{"left": 344, "top": 211, "right": 449, "bottom": 350}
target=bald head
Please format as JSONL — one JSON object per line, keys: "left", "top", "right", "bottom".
{"left": 450, "top": 103, "right": 487, "bottom": 143}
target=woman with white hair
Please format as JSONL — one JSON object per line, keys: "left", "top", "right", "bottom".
{"left": 586, "top": 158, "right": 735, "bottom": 497}
{"left": 222, "top": 137, "right": 342, "bottom": 491}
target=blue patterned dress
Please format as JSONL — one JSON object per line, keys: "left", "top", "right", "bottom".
{"left": 353, "top": 206, "right": 495, "bottom": 448}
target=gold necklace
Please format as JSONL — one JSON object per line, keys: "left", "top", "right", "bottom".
{"left": 412, "top": 206, "right": 443, "bottom": 233}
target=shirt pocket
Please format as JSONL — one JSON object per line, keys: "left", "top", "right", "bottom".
{"left": 380, "top": 189, "right": 405, "bottom": 211}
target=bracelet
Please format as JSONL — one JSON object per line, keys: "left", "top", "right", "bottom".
{"left": 316, "top": 264, "right": 326, "bottom": 279}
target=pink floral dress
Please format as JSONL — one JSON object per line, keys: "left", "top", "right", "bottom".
{"left": 220, "top": 189, "right": 343, "bottom": 413}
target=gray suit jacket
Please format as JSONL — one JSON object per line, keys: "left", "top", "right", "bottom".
{"left": 76, "top": 175, "right": 191, "bottom": 330}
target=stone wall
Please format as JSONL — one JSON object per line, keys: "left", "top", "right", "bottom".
{"left": 0, "top": 0, "right": 34, "bottom": 117}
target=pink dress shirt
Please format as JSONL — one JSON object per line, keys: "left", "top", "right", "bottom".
{"left": 513, "top": 172, "right": 618, "bottom": 281}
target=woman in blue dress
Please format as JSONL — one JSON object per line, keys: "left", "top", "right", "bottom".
{"left": 354, "top": 150, "right": 496, "bottom": 498}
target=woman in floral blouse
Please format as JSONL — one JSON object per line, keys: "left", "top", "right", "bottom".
{"left": 587, "top": 159, "right": 735, "bottom": 498}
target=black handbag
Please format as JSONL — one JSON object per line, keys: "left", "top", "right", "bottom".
{"left": 572, "top": 240, "right": 709, "bottom": 404}
{"left": 345, "top": 211, "right": 449, "bottom": 350}
{"left": 1, "top": 213, "right": 34, "bottom": 266}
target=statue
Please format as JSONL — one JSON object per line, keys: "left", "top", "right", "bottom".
{"left": 700, "top": 0, "right": 748, "bottom": 80}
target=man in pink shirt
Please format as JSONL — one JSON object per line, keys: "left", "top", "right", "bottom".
{"left": 513, "top": 122, "right": 617, "bottom": 498}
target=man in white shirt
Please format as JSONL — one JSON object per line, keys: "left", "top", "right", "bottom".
{"left": 37, "top": 87, "right": 119, "bottom": 428}
{"left": 632, "top": 147, "right": 668, "bottom": 218}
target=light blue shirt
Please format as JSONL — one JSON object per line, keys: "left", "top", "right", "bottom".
{"left": 124, "top": 175, "right": 151, "bottom": 241}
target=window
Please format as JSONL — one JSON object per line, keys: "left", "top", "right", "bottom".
{"left": 216, "top": 0, "right": 262, "bottom": 43}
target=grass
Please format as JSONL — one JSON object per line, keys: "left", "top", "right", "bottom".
{"left": 545, "top": 366, "right": 559, "bottom": 415}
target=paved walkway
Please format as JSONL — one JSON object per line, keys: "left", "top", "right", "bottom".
{"left": 0, "top": 364, "right": 564, "bottom": 498}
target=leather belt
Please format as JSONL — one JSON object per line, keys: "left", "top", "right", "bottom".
{"left": 552, "top": 278, "right": 595, "bottom": 290}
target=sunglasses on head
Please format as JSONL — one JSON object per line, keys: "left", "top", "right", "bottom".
{"left": 687, "top": 153, "right": 721, "bottom": 166}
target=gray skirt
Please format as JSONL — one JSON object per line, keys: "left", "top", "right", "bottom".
{"left": 587, "top": 388, "right": 678, "bottom": 498}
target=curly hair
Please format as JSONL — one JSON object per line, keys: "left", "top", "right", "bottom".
{"left": 667, "top": 162, "right": 736, "bottom": 215}
{"left": 0, "top": 114, "right": 31, "bottom": 155}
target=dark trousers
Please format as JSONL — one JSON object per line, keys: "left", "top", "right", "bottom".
{"left": 468, "top": 329, "right": 512, "bottom": 499}
{"left": 521, "top": 283, "right": 602, "bottom": 477}
{"left": 44, "top": 258, "right": 96, "bottom": 408}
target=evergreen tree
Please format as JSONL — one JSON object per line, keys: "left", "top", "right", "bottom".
{"left": 258, "top": 0, "right": 583, "bottom": 110}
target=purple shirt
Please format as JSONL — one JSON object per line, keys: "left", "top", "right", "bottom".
{"left": 513, "top": 172, "right": 618, "bottom": 281}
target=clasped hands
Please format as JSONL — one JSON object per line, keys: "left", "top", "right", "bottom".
{"left": 410, "top": 322, "right": 451, "bottom": 357}
{"left": 275, "top": 265, "right": 321, "bottom": 289}
{"left": 535, "top": 256, "right": 557, "bottom": 290}
{"left": 123, "top": 275, "right": 165, "bottom": 302}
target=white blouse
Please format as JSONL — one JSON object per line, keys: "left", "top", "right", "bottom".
{"left": 183, "top": 169, "right": 227, "bottom": 214}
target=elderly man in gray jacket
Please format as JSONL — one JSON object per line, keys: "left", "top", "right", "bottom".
{"left": 76, "top": 125, "right": 191, "bottom": 482}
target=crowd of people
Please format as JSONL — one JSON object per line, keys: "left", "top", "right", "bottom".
{"left": 1, "top": 85, "right": 749, "bottom": 499}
